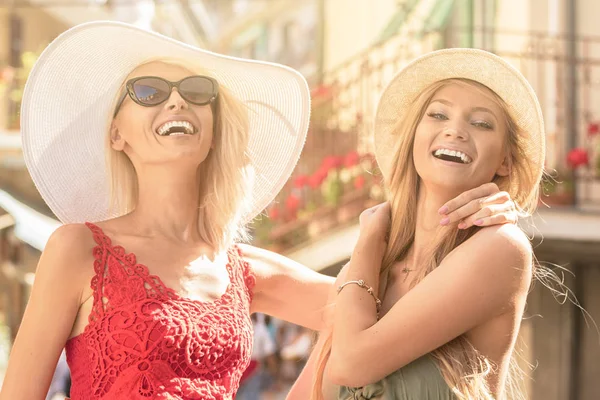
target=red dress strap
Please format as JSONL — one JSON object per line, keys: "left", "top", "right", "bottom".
{"left": 231, "top": 245, "right": 256, "bottom": 303}
{"left": 84, "top": 222, "right": 178, "bottom": 322}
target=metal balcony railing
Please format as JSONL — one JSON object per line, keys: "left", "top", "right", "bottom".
{"left": 251, "top": 27, "right": 600, "bottom": 252}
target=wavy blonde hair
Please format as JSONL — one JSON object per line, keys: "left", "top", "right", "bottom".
{"left": 313, "top": 78, "right": 542, "bottom": 400}
{"left": 105, "top": 58, "right": 253, "bottom": 251}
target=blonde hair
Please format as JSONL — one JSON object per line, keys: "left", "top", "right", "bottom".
{"left": 313, "top": 78, "right": 541, "bottom": 400}
{"left": 105, "top": 58, "right": 253, "bottom": 251}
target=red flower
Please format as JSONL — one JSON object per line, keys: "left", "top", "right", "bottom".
{"left": 354, "top": 175, "right": 366, "bottom": 189}
{"left": 308, "top": 167, "right": 328, "bottom": 189}
{"left": 0, "top": 66, "right": 15, "bottom": 84}
{"left": 308, "top": 175, "right": 319, "bottom": 189}
{"left": 588, "top": 123, "right": 600, "bottom": 137}
{"left": 322, "top": 155, "right": 342, "bottom": 171}
{"left": 308, "top": 175, "right": 320, "bottom": 189}
{"left": 344, "top": 151, "right": 360, "bottom": 168}
{"left": 293, "top": 175, "right": 309, "bottom": 189}
{"left": 311, "top": 84, "right": 332, "bottom": 99}
{"left": 567, "top": 148, "right": 589, "bottom": 169}
{"left": 268, "top": 207, "right": 280, "bottom": 220}
{"left": 285, "top": 194, "right": 301, "bottom": 211}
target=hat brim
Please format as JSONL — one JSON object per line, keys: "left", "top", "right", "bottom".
{"left": 21, "top": 21, "right": 310, "bottom": 224}
{"left": 374, "top": 48, "right": 545, "bottom": 185}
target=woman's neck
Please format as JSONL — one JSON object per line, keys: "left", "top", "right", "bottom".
{"left": 126, "top": 164, "right": 203, "bottom": 243}
{"left": 409, "top": 185, "right": 458, "bottom": 267}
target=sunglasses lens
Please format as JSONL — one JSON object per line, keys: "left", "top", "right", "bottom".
{"left": 179, "top": 77, "right": 216, "bottom": 104}
{"left": 132, "top": 78, "right": 170, "bottom": 105}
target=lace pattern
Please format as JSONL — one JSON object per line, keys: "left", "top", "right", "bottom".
{"left": 65, "top": 223, "right": 255, "bottom": 400}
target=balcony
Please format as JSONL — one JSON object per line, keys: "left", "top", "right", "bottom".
{"left": 250, "top": 28, "right": 600, "bottom": 255}
{"left": 0, "top": 26, "right": 598, "bottom": 256}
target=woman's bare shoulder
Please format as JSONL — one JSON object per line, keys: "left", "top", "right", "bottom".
{"left": 0, "top": 224, "right": 96, "bottom": 399}
{"left": 448, "top": 224, "right": 533, "bottom": 290}
{"left": 40, "top": 223, "right": 97, "bottom": 279}
{"left": 47, "top": 222, "right": 96, "bottom": 249}
{"left": 469, "top": 224, "right": 531, "bottom": 256}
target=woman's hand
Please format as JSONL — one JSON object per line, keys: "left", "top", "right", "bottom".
{"left": 439, "top": 182, "right": 517, "bottom": 229}
{"left": 354, "top": 182, "right": 517, "bottom": 259}
{"left": 356, "top": 202, "right": 391, "bottom": 258}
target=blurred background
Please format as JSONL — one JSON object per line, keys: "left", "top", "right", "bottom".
{"left": 0, "top": 0, "right": 599, "bottom": 399}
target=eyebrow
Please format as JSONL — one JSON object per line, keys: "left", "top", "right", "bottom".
{"left": 430, "top": 99, "right": 498, "bottom": 122}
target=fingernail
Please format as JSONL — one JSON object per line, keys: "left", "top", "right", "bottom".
{"left": 440, "top": 217, "right": 450, "bottom": 226}
{"left": 458, "top": 222, "right": 467, "bottom": 229}
{"left": 474, "top": 219, "right": 483, "bottom": 226}
{"left": 438, "top": 206, "right": 449, "bottom": 215}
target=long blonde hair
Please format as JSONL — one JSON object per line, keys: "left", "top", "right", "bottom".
{"left": 313, "top": 78, "right": 541, "bottom": 400}
{"left": 105, "top": 59, "right": 253, "bottom": 251}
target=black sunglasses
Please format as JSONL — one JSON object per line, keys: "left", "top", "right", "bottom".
{"left": 114, "top": 75, "right": 219, "bottom": 117}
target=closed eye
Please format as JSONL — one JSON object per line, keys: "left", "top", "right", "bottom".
{"left": 427, "top": 112, "right": 448, "bottom": 120}
{"left": 472, "top": 121, "right": 494, "bottom": 130}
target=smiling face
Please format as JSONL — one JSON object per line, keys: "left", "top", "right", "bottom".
{"left": 412, "top": 81, "right": 510, "bottom": 194}
{"left": 110, "top": 61, "right": 215, "bottom": 168}
{"left": 106, "top": 59, "right": 254, "bottom": 248}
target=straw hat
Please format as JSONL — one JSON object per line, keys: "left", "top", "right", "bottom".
{"left": 21, "top": 21, "right": 310, "bottom": 224}
{"left": 374, "top": 48, "right": 545, "bottom": 184}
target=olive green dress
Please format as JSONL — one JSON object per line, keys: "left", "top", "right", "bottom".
{"left": 338, "top": 354, "right": 457, "bottom": 400}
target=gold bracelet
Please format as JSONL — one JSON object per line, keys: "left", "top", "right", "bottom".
{"left": 337, "top": 279, "right": 382, "bottom": 316}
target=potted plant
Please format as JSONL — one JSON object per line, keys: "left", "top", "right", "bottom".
{"left": 587, "top": 122, "right": 600, "bottom": 176}
{"left": 540, "top": 168, "right": 575, "bottom": 206}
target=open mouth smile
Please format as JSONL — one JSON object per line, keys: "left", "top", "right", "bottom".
{"left": 156, "top": 120, "right": 198, "bottom": 136}
{"left": 432, "top": 148, "right": 472, "bottom": 164}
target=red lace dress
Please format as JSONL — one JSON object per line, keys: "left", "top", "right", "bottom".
{"left": 64, "top": 223, "right": 256, "bottom": 400}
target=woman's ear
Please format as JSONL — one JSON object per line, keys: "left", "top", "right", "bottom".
{"left": 110, "top": 121, "right": 125, "bottom": 151}
{"left": 496, "top": 154, "right": 510, "bottom": 177}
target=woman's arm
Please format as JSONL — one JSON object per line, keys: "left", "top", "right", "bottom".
{"left": 285, "top": 263, "right": 350, "bottom": 400}
{"left": 239, "top": 244, "right": 334, "bottom": 331}
{"left": 328, "top": 222, "right": 532, "bottom": 388}
{"left": 285, "top": 331, "right": 332, "bottom": 400}
{"left": 241, "top": 182, "right": 518, "bottom": 332}
{"left": 0, "top": 224, "right": 92, "bottom": 400}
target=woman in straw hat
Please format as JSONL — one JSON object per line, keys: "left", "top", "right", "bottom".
{"left": 0, "top": 22, "right": 518, "bottom": 400}
{"left": 288, "top": 48, "right": 548, "bottom": 400}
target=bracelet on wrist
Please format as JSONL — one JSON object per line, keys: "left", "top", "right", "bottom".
{"left": 337, "top": 279, "right": 382, "bottom": 318}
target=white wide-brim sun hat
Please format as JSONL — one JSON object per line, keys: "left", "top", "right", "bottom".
{"left": 21, "top": 21, "right": 310, "bottom": 224}
{"left": 374, "top": 48, "right": 545, "bottom": 186}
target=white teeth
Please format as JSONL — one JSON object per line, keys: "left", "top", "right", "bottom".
{"left": 434, "top": 148, "right": 472, "bottom": 164}
{"left": 157, "top": 120, "right": 196, "bottom": 136}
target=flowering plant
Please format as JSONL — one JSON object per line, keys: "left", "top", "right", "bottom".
{"left": 262, "top": 151, "right": 382, "bottom": 222}
{"left": 566, "top": 121, "right": 600, "bottom": 175}
{"left": 540, "top": 121, "right": 600, "bottom": 205}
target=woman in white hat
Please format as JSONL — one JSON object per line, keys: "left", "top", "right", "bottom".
{"left": 0, "top": 22, "right": 519, "bottom": 400}
{"left": 293, "top": 48, "right": 548, "bottom": 400}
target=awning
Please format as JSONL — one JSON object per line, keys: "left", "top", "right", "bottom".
{"left": 420, "top": 0, "right": 455, "bottom": 36}
{"left": 378, "top": 0, "right": 420, "bottom": 43}
{"left": 378, "top": 0, "right": 455, "bottom": 43}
